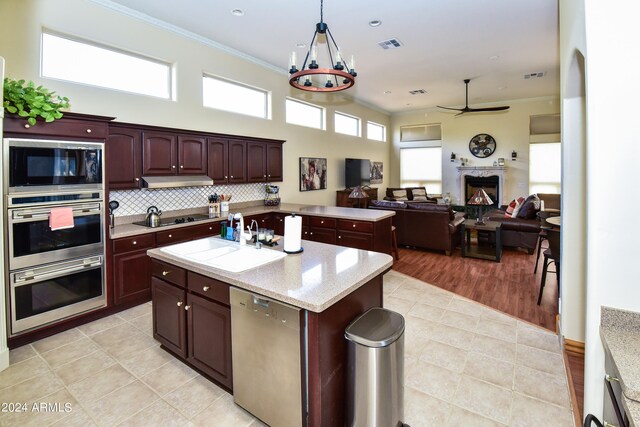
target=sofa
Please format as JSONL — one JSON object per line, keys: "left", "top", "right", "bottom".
{"left": 369, "top": 200, "right": 466, "bottom": 255}
{"left": 483, "top": 193, "right": 561, "bottom": 253}
{"left": 384, "top": 187, "right": 437, "bottom": 203}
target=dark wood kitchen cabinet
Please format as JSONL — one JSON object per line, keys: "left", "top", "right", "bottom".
{"left": 152, "top": 261, "right": 233, "bottom": 390}
{"left": 156, "top": 223, "right": 219, "bottom": 246}
{"left": 3, "top": 112, "right": 112, "bottom": 140}
{"left": 142, "top": 131, "right": 206, "bottom": 176}
{"left": 112, "top": 233, "right": 156, "bottom": 306}
{"left": 228, "top": 139, "right": 247, "bottom": 183}
{"left": 207, "top": 137, "right": 229, "bottom": 183}
{"left": 107, "top": 126, "right": 142, "bottom": 190}
{"left": 247, "top": 141, "right": 284, "bottom": 183}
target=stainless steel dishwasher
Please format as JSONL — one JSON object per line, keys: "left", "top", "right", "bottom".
{"left": 230, "top": 287, "right": 303, "bottom": 427}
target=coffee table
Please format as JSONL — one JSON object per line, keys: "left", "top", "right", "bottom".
{"left": 461, "top": 219, "right": 502, "bottom": 262}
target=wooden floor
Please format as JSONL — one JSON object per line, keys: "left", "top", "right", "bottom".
{"left": 392, "top": 242, "right": 585, "bottom": 420}
{"left": 392, "top": 244, "right": 559, "bottom": 331}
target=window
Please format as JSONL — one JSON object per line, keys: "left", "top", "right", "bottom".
{"left": 334, "top": 112, "right": 360, "bottom": 137}
{"left": 367, "top": 121, "right": 386, "bottom": 141}
{"left": 41, "top": 32, "right": 171, "bottom": 99}
{"left": 400, "top": 147, "right": 442, "bottom": 194}
{"left": 202, "top": 75, "right": 269, "bottom": 119}
{"left": 529, "top": 142, "right": 561, "bottom": 194}
{"left": 285, "top": 98, "right": 324, "bottom": 129}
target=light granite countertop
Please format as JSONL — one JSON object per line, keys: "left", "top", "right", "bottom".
{"left": 110, "top": 203, "right": 395, "bottom": 239}
{"left": 147, "top": 237, "right": 393, "bottom": 313}
{"left": 601, "top": 306, "right": 640, "bottom": 426}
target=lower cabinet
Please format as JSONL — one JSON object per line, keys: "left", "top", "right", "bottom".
{"left": 337, "top": 230, "right": 373, "bottom": 250}
{"left": 309, "top": 227, "right": 337, "bottom": 245}
{"left": 151, "top": 261, "right": 233, "bottom": 390}
{"left": 113, "top": 233, "right": 156, "bottom": 306}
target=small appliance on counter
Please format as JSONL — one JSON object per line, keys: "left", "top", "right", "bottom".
{"left": 264, "top": 185, "right": 280, "bottom": 206}
{"left": 144, "top": 206, "right": 162, "bottom": 227}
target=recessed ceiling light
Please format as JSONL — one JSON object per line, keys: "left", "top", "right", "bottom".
{"left": 231, "top": 8, "right": 244, "bottom": 16}
{"left": 296, "top": 43, "right": 306, "bottom": 49}
{"left": 384, "top": 90, "right": 391, "bottom": 94}
{"left": 369, "top": 19, "right": 382, "bottom": 27}
{"left": 489, "top": 55, "right": 500, "bottom": 61}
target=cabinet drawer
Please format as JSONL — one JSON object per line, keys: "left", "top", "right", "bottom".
{"left": 188, "top": 272, "right": 230, "bottom": 306}
{"left": 113, "top": 233, "right": 155, "bottom": 253}
{"left": 152, "top": 259, "right": 186, "bottom": 288}
{"left": 157, "top": 224, "right": 214, "bottom": 246}
{"left": 338, "top": 219, "right": 374, "bottom": 233}
{"left": 309, "top": 216, "right": 336, "bottom": 229}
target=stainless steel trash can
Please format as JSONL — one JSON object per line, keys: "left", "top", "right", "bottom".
{"left": 345, "top": 307, "right": 406, "bottom": 427}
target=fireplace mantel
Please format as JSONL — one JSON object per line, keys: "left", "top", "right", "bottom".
{"left": 457, "top": 166, "right": 506, "bottom": 206}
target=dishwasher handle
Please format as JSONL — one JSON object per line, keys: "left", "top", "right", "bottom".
{"left": 253, "top": 296, "right": 270, "bottom": 308}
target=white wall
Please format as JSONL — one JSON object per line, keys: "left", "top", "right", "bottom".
{"left": 560, "top": 0, "right": 640, "bottom": 419}
{"left": 390, "top": 99, "right": 560, "bottom": 204}
{"left": 0, "top": 0, "right": 391, "bottom": 208}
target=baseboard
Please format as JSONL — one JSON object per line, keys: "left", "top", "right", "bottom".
{"left": 562, "top": 348, "right": 582, "bottom": 427}
{"left": 564, "top": 338, "right": 585, "bottom": 355}
{"left": 0, "top": 348, "right": 8, "bottom": 372}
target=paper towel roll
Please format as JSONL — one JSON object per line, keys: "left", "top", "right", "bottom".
{"left": 284, "top": 214, "right": 302, "bottom": 253}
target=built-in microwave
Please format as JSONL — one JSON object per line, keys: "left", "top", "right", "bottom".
{"left": 4, "top": 138, "right": 104, "bottom": 194}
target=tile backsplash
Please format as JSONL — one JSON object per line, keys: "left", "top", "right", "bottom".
{"left": 109, "top": 183, "right": 268, "bottom": 216}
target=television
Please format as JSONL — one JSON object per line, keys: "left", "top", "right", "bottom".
{"left": 345, "top": 158, "right": 371, "bottom": 188}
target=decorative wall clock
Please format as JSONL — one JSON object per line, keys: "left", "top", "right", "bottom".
{"left": 469, "top": 134, "right": 497, "bottom": 158}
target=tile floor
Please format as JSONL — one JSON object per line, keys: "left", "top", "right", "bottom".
{"left": 0, "top": 270, "right": 574, "bottom": 426}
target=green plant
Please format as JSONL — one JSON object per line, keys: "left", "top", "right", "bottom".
{"left": 3, "top": 78, "right": 70, "bottom": 126}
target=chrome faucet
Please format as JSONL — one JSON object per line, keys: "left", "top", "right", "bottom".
{"left": 233, "top": 213, "right": 253, "bottom": 246}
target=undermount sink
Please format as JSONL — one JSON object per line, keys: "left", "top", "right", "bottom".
{"left": 160, "top": 237, "right": 286, "bottom": 273}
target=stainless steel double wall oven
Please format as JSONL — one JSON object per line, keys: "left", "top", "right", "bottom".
{"left": 4, "top": 138, "right": 107, "bottom": 335}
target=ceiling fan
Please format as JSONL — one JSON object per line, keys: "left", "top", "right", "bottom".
{"left": 438, "top": 79, "right": 510, "bottom": 116}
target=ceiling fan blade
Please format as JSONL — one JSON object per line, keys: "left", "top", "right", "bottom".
{"left": 436, "top": 105, "right": 464, "bottom": 112}
{"left": 466, "top": 106, "right": 510, "bottom": 112}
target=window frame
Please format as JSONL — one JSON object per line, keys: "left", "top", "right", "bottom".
{"left": 285, "top": 97, "right": 326, "bottom": 130}
{"left": 41, "top": 30, "right": 173, "bottom": 99}
{"left": 399, "top": 146, "right": 443, "bottom": 194}
{"left": 529, "top": 141, "right": 562, "bottom": 194}
{"left": 202, "top": 74, "right": 270, "bottom": 119}
{"left": 334, "top": 111, "right": 361, "bottom": 137}
{"left": 367, "top": 121, "right": 386, "bottom": 142}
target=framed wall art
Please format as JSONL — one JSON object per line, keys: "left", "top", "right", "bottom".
{"left": 300, "top": 157, "right": 327, "bottom": 191}
{"left": 370, "top": 161, "right": 383, "bottom": 184}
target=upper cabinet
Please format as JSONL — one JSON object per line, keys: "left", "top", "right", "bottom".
{"left": 107, "top": 122, "right": 283, "bottom": 187}
{"left": 247, "top": 141, "right": 284, "bottom": 183}
{"left": 3, "top": 112, "right": 112, "bottom": 140}
{"left": 142, "top": 131, "right": 207, "bottom": 176}
{"left": 107, "top": 126, "right": 142, "bottom": 190}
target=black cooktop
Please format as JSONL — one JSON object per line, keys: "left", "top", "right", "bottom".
{"left": 133, "top": 213, "right": 218, "bottom": 228}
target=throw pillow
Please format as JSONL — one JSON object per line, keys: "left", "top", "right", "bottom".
{"left": 517, "top": 194, "right": 541, "bottom": 219}
{"left": 413, "top": 195, "right": 428, "bottom": 201}
{"left": 411, "top": 188, "right": 427, "bottom": 197}
{"left": 505, "top": 199, "right": 518, "bottom": 218}
{"left": 511, "top": 197, "right": 526, "bottom": 218}
{"left": 392, "top": 189, "right": 408, "bottom": 201}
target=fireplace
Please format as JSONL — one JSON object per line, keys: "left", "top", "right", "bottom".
{"left": 465, "top": 176, "right": 499, "bottom": 207}
{"left": 456, "top": 166, "right": 506, "bottom": 206}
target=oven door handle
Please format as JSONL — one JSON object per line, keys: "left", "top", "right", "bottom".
{"left": 13, "top": 259, "right": 102, "bottom": 284}
{"left": 11, "top": 204, "right": 102, "bottom": 221}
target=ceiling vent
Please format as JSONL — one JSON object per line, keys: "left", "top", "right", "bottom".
{"left": 524, "top": 72, "right": 546, "bottom": 79}
{"left": 378, "top": 38, "right": 403, "bottom": 49}
{"left": 409, "top": 89, "right": 427, "bottom": 95}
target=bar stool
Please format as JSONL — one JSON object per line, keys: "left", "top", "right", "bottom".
{"left": 391, "top": 225, "right": 399, "bottom": 261}
{"left": 534, "top": 210, "right": 559, "bottom": 273}
{"left": 537, "top": 228, "right": 560, "bottom": 305}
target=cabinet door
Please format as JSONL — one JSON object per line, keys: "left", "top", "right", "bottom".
{"left": 208, "top": 137, "right": 229, "bottom": 183}
{"left": 266, "top": 142, "right": 283, "bottom": 182}
{"left": 187, "top": 293, "right": 233, "bottom": 389}
{"left": 228, "top": 139, "right": 247, "bottom": 183}
{"left": 156, "top": 223, "right": 220, "bottom": 246}
{"left": 337, "top": 230, "right": 373, "bottom": 250}
{"left": 107, "top": 127, "right": 141, "bottom": 189}
{"left": 302, "top": 226, "right": 310, "bottom": 240}
{"left": 178, "top": 135, "right": 207, "bottom": 175}
{"left": 143, "top": 131, "right": 177, "bottom": 175}
{"left": 272, "top": 213, "right": 286, "bottom": 236}
{"left": 310, "top": 227, "right": 337, "bottom": 245}
{"left": 247, "top": 141, "right": 267, "bottom": 183}
{"left": 113, "top": 249, "right": 153, "bottom": 305}
{"left": 152, "top": 277, "right": 187, "bottom": 358}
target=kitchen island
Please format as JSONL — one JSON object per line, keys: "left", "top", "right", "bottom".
{"left": 147, "top": 236, "right": 393, "bottom": 427}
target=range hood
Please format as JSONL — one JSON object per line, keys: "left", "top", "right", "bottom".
{"left": 142, "top": 175, "right": 213, "bottom": 189}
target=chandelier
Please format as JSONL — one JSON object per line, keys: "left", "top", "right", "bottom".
{"left": 288, "top": 0, "right": 357, "bottom": 92}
